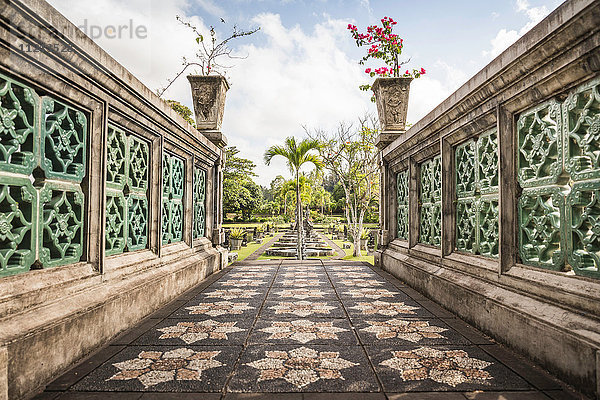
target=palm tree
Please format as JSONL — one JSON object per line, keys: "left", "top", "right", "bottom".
{"left": 264, "top": 137, "right": 323, "bottom": 260}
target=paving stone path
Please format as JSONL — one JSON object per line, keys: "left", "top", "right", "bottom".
{"left": 36, "top": 260, "right": 586, "bottom": 400}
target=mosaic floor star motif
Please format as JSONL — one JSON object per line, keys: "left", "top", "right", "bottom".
{"left": 328, "top": 266, "right": 366, "bottom": 272}
{"left": 279, "top": 279, "right": 324, "bottom": 287}
{"left": 259, "top": 320, "right": 348, "bottom": 344}
{"left": 202, "top": 289, "right": 261, "bottom": 300}
{"left": 107, "top": 348, "right": 223, "bottom": 388}
{"left": 270, "top": 301, "right": 336, "bottom": 317}
{"left": 380, "top": 347, "right": 493, "bottom": 387}
{"left": 272, "top": 288, "right": 330, "bottom": 300}
{"left": 362, "top": 319, "right": 447, "bottom": 342}
{"left": 229, "top": 272, "right": 270, "bottom": 278}
{"left": 236, "top": 266, "right": 275, "bottom": 272}
{"left": 220, "top": 279, "right": 266, "bottom": 287}
{"left": 245, "top": 347, "right": 358, "bottom": 388}
{"left": 185, "top": 301, "right": 255, "bottom": 317}
{"left": 350, "top": 300, "right": 420, "bottom": 316}
{"left": 332, "top": 272, "right": 374, "bottom": 278}
{"left": 338, "top": 279, "right": 384, "bottom": 287}
{"left": 342, "top": 288, "right": 397, "bottom": 299}
{"left": 282, "top": 272, "right": 320, "bottom": 278}
{"left": 157, "top": 321, "right": 244, "bottom": 344}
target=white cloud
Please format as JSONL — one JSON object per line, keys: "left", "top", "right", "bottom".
{"left": 195, "top": 0, "right": 225, "bottom": 18}
{"left": 483, "top": 0, "right": 549, "bottom": 58}
{"left": 222, "top": 13, "right": 373, "bottom": 185}
{"left": 46, "top": 0, "right": 209, "bottom": 103}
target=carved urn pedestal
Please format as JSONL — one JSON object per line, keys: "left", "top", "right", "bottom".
{"left": 187, "top": 75, "right": 229, "bottom": 148}
{"left": 373, "top": 77, "right": 413, "bottom": 150}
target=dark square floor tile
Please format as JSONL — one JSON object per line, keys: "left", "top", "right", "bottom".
{"left": 275, "top": 271, "right": 328, "bottom": 279}
{"left": 71, "top": 345, "right": 242, "bottom": 392}
{"left": 354, "top": 317, "right": 470, "bottom": 346}
{"left": 58, "top": 393, "right": 143, "bottom": 399}
{"left": 272, "top": 277, "right": 333, "bottom": 288}
{"left": 337, "top": 286, "right": 410, "bottom": 301}
{"left": 266, "top": 286, "right": 338, "bottom": 301}
{"left": 440, "top": 318, "right": 494, "bottom": 345}
{"left": 415, "top": 300, "right": 457, "bottom": 319}
{"left": 209, "top": 278, "right": 273, "bottom": 290}
{"left": 192, "top": 287, "right": 268, "bottom": 303}
{"left": 140, "top": 393, "right": 222, "bottom": 399}
{"left": 227, "top": 344, "right": 379, "bottom": 392}
{"left": 260, "top": 300, "right": 346, "bottom": 319}
{"left": 169, "top": 299, "right": 260, "bottom": 320}
{"left": 344, "top": 298, "right": 434, "bottom": 320}
{"left": 132, "top": 317, "right": 253, "bottom": 346}
{"left": 47, "top": 346, "right": 127, "bottom": 390}
{"left": 479, "top": 345, "right": 562, "bottom": 390}
{"left": 223, "top": 393, "right": 303, "bottom": 400}
{"left": 463, "top": 391, "right": 551, "bottom": 399}
{"left": 387, "top": 393, "right": 466, "bottom": 400}
{"left": 31, "top": 392, "right": 61, "bottom": 400}
{"left": 366, "top": 345, "right": 530, "bottom": 392}
{"left": 248, "top": 317, "right": 358, "bottom": 345}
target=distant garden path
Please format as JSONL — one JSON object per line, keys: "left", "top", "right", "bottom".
{"left": 245, "top": 232, "right": 285, "bottom": 261}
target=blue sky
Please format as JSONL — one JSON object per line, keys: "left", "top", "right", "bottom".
{"left": 48, "top": 0, "right": 563, "bottom": 185}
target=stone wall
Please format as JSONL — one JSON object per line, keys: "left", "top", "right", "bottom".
{"left": 0, "top": 0, "right": 227, "bottom": 398}
{"left": 376, "top": 0, "right": 600, "bottom": 397}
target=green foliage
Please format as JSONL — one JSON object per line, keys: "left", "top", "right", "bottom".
{"left": 166, "top": 100, "right": 196, "bottom": 127}
{"left": 229, "top": 227, "right": 246, "bottom": 239}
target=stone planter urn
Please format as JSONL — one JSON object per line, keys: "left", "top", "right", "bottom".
{"left": 372, "top": 77, "right": 412, "bottom": 132}
{"left": 230, "top": 238, "right": 242, "bottom": 250}
{"left": 187, "top": 75, "right": 229, "bottom": 130}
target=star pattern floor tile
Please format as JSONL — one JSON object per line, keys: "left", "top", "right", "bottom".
{"left": 72, "top": 346, "right": 242, "bottom": 392}
{"left": 354, "top": 318, "right": 470, "bottom": 346}
{"left": 248, "top": 318, "right": 358, "bottom": 345}
{"left": 133, "top": 318, "right": 253, "bottom": 346}
{"left": 366, "top": 345, "right": 530, "bottom": 392}
{"left": 49, "top": 261, "right": 565, "bottom": 398}
{"left": 260, "top": 300, "right": 346, "bottom": 319}
{"left": 227, "top": 345, "right": 379, "bottom": 392}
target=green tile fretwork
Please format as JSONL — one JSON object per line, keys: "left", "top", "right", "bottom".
{"left": 517, "top": 77, "right": 600, "bottom": 278}
{"left": 193, "top": 166, "right": 206, "bottom": 239}
{"left": 396, "top": 169, "right": 408, "bottom": 240}
{"left": 105, "top": 125, "right": 149, "bottom": 256}
{"left": 455, "top": 130, "right": 499, "bottom": 258}
{"left": 162, "top": 152, "right": 185, "bottom": 245}
{"left": 0, "top": 72, "right": 87, "bottom": 277}
{"left": 419, "top": 156, "right": 441, "bottom": 247}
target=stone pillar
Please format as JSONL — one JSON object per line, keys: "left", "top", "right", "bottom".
{"left": 0, "top": 346, "right": 6, "bottom": 400}
{"left": 378, "top": 154, "right": 389, "bottom": 248}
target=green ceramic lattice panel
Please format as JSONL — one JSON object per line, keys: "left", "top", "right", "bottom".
{"left": 456, "top": 140, "right": 476, "bottom": 198}
{"left": 564, "top": 78, "right": 600, "bottom": 182}
{"left": 455, "top": 130, "right": 499, "bottom": 258}
{"left": 518, "top": 187, "right": 565, "bottom": 270}
{"left": 478, "top": 196, "right": 499, "bottom": 258}
{"left": 105, "top": 126, "right": 149, "bottom": 256}
{"left": 128, "top": 136, "right": 149, "bottom": 193}
{"left": 456, "top": 198, "right": 476, "bottom": 253}
{"left": 105, "top": 190, "right": 127, "bottom": 256}
{"left": 420, "top": 203, "right": 441, "bottom": 247}
{"left": 517, "top": 100, "right": 562, "bottom": 188}
{"left": 39, "top": 182, "right": 84, "bottom": 268}
{"left": 0, "top": 73, "right": 37, "bottom": 175}
{"left": 41, "top": 97, "right": 86, "bottom": 183}
{"left": 162, "top": 152, "right": 185, "bottom": 244}
{"left": 420, "top": 156, "right": 441, "bottom": 246}
{"left": 396, "top": 170, "right": 408, "bottom": 240}
{"left": 127, "top": 194, "right": 148, "bottom": 251}
{"left": 0, "top": 176, "right": 37, "bottom": 276}
{"left": 193, "top": 166, "right": 206, "bottom": 239}
{"left": 566, "top": 180, "right": 600, "bottom": 278}
{"left": 477, "top": 130, "right": 499, "bottom": 195}
{"left": 106, "top": 126, "right": 127, "bottom": 190}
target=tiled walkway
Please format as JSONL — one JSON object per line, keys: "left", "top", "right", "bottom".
{"left": 36, "top": 260, "right": 586, "bottom": 400}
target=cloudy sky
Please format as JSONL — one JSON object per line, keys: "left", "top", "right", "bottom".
{"left": 47, "top": 0, "right": 563, "bottom": 186}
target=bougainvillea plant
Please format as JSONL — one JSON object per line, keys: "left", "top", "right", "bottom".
{"left": 348, "top": 17, "right": 425, "bottom": 101}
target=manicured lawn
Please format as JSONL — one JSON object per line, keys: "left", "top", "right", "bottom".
{"left": 230, "top": 234, "right": 274, "bottom": 263}
{"left": 332, "top": 239, "right": 374, "bottom": 265}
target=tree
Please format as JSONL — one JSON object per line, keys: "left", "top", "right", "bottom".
{"left": 306, "top": 115, "right": 380, "bottom": 256}
{"left": 264, "top": 137, "right": 323, "bottom": 260}
{"left": 223, "top": 146, "right": 262, "bottom": 220}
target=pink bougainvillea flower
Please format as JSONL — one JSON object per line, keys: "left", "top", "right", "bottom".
{"left": 420, "top": 67, "right": 426, "bottom": 75}
{"left": 365, "top": 68, "right": 371, "bottom": 73}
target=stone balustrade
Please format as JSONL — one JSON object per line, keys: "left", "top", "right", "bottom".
{"left": 375, "top": 0, "right": 600, "bottom": 397}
